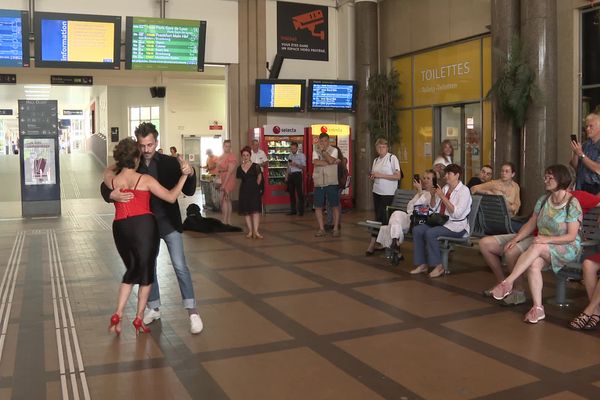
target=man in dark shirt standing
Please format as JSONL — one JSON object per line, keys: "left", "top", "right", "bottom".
{"left": 102, "top": 122, "right": 203, "bottom": 334}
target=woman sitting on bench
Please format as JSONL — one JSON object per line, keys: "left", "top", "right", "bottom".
{"left": 491, "top": 164, "right": 582, "bottom": 324}
{"left": 375, "top": 170, "right": 435, "bottom": 253}
{"left": 411, "top": 164, "right": 472, "bottom": 278}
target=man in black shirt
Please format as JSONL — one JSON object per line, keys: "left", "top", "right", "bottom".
{"left": 101, "top": 122, "right": 203, "bottom": 334}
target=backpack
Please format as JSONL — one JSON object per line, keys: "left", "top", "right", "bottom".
{"left": 338, "top": 162, "right": 349, "bottom": 190}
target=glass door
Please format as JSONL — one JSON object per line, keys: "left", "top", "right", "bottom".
{"left": 437, "top": 102, "right": 482, "bottom": 182}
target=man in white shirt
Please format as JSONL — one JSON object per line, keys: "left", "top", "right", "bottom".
{"left": 312, "top": 133, "right": 341, "bottom": 237}
{"left": 251, "top": 139, "right": 268, "bottom": 167}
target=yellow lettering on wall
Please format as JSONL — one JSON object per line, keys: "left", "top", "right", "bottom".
{"left": 413, "top": 40, "right": 481, "bottom": 106}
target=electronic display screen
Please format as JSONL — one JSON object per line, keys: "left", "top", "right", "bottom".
{"left": 308, "top": 80, "right": 358, "bottom": 112}
{"left": 256, "top": 79, "right": 305, "bottom": 112}
{"left": 125, "top": 16, "right": 207, "bottom": 72}
{"left": 34, "top": 12, "right": 121, "bottom": 69}
{"left": 0, "top": 9, "right": 29, "bottom": 67}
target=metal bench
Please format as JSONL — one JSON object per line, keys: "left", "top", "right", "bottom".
{"left": 357, "top": 189, "right": 416, "bottom": 233}
{"left": 552, "top": 206, "right": 600, "bottom": 307}
{"left": 475, "top": 194, "right": 517, "bottom": 236}
{"left": 437, "top": 195, "right": 482, "bottom": 273}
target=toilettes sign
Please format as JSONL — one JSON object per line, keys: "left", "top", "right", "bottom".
{"left": 413, "top": 40, "right": 481, "bottom": 106}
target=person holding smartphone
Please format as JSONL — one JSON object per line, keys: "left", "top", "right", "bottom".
{"left": 570, "top": 113, "right": 600, "bottom": 194}
{"left": 365, "top": 138, "right": 401, "bottom": 255}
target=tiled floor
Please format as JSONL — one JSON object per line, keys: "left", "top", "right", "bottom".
{"left": 0, "top": 154, "right": 599, "bottom": 399}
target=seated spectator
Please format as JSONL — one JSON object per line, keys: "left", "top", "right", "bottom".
{"left": 569, "top": 254, "right": 600, "bottom": 330}
{"left": 411, "top": 164, "right": 472, "bottom": 278}
{"left": 373, "top": 170, "right": 435, "bottom": 254}
{"left": 490, "top": 164, "right": 582, "bottom": 324}
{"left": 471, "top": 162, "right": 522, "bottom": 231}
{"left": 481, "top": 188, "right": 600, "bottom": 306}
{"left": 466, "top": 165, "right": 493, "bottom": 188}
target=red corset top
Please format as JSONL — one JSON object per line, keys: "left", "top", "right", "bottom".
{"left": 113, "top": 176, "right": 153, "bottom": 221}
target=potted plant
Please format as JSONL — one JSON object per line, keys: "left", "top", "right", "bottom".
{"left": 367, "top": 69, "right": 400, "bottom": 147}
{"left": 486, "top": 36, "right": 537, "bottom": 129}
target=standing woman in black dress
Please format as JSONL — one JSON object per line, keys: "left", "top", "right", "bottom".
{"left": 103, "top": 138, "right": 190, "bottom": 335}
{"left": 237, "top": 146, "right": 263, "bottom": 239}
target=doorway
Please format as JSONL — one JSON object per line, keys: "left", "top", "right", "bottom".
{"left": 436, "top": 102, "right": 482, "bottom": 181}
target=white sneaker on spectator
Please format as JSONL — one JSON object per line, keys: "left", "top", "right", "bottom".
{"left": 143, "top": 308, "right": 161, "bottom": 325}
{"left": 190, "top": 314, "right": 203, "bottom": 334}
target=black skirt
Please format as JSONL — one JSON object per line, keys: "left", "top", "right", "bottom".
{"left": 112, "top": 214, "right": 159, "bottom": 285}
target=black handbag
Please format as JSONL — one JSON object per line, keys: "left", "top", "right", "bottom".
{"left": 426, "top": 213, "right": 449, "bottom": 227}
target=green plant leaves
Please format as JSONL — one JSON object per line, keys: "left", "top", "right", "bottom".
{"left": 367, "top": 69, "right": 400, "bottom": 147}
{"left": 486, "top": 36, "right": 537, "bottom": 128}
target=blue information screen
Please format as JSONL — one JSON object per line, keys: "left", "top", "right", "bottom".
{"left": 311, "top": 83, "right": 355, "bottom": 110}
{"left": 257, "top": 82, "right": 303, "bottom": 109}
{"left": 0, "top": 10, "right": 25, "bottom": 67}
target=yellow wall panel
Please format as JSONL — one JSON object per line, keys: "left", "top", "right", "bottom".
{"left": 398, "top": 110, "right": 413, "bottom": 189}
{"left": 413, "top": 39, "right": 481, "bottom": 106}
{"left": 413, "top": 108, "right": 433, "bottom": 178}
{"left": 482, "top": 36, "right": 492, "bottom": 97}
{"left": 393, "top": 56, "right": 413, "bottom": 109}
{"left": 483, "top": 101, "right": 492, "bottom": 166}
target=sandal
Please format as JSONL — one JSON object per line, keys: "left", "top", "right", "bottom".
{"left": 569, "top": 312, "right": 591, "bottom": 330}
{"left": 584, "top": 314, "right": 600, "bottom": 330}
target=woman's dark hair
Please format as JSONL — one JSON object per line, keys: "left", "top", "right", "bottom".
{"left": 240, "top": 146, "right": 251, "bottom": 156}
{"left": 545, "top": 164, "right": 572, "bottom": 190}
{"left": 502, "top": 162, "right": 516, "bottom": 173}
{"left": 114, "top": 138, "right": 140, "bottom": 172}
{"left": 444, "top": 163, "right": 463, "bottom": 179}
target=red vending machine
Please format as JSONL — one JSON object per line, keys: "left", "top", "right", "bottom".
{"left": 249, "top": 125, "right": 308, "bottom": 212}
{"left": 307, "top": 124, "right": 353, "bottom": 209}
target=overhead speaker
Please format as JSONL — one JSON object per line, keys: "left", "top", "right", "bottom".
{"left": 268, "top": 54, "right": 284, "bottom": 79}
{"left": 150, "top": 86, "right": 166, "bottom": 98}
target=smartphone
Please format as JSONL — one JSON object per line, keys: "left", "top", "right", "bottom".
{"left": 432, "top": 176, "right": 438, "bottom": 188}
{"left": 571, "top": 134, "right": 578, "bottom": 143}
{"left": 413, "top": 174, "right": 420, "bottom": 183}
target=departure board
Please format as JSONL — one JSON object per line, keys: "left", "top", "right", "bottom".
{"left": 0, "top": 9, "right": 28, "bottom": 67}
{"left": 126, "top": 17, "right": 207, "bottom": 72}
{"left": 309, "top": 80, "right": 358, "bottom": 112}
{"left": 255, "top": 80, "right": 305, "bottom": 112}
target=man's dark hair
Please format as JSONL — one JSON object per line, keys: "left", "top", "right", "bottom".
{"left": 482, "top": 164, "right": 493, "bottom": 171}
{"left": 444, "top": 163, "right": 463, "bottom": 179}
{"left": 134, "top": 122, "right": 158, "bottom": 139}
{"left": 113, "top": 138, "right": 141, "bottom": 172}
{"left": 319, "top": 132, "right": 329, "bottom": 140}
{"left": 545, "top": 164, "right": 572, "bottom": 190}
{"left": 290, "top": 141, "right": 298, "bottom": 147}
{"left": 501, "top": 162, "right": 516, "bottom": 173}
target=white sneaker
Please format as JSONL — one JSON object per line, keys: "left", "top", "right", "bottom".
{"left": 143, "top": 308, "right": 161, "bottom": 325}
{"left": 190, "top": 314, "right": 203, "bottom": 334}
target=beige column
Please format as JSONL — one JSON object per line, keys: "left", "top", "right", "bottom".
{"left": 354, "top": 0, "right": 379, "bottom": 211}
{"left": 491, "top": 0, "right": 520, "bottom": 177}
{"left": 520, "top": 0, "right": 558, "bottom": 213}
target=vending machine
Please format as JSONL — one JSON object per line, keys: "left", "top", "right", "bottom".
{"left": 249, "top": 125, "right": 308, "bottom": 212}
{"left": 307, "top": 124, "right": 353, "bottom": 209}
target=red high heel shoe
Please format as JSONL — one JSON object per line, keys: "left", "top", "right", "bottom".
{"left": 108, "top": 313, "right": 121, "bottom": 336}
{"left": 132, "top": 317, "right": 151, "bottom": 335}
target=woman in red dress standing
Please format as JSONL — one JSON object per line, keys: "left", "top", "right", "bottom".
{"left": 104, "top": 138, "right": 190, "bottom": 335}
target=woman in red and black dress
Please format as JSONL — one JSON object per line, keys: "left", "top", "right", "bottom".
{"left": 236, "top": 146, "right": 263, "bottom": 238}
{"left": 104, "top": 138, "right": 190, "bottom": 335}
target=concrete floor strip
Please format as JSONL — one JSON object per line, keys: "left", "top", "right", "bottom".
{"left": 0, "top": 232, "right": 25, "bottom": 361}
{"left": 48, "top": 230, "right": 90, "bottom": 400}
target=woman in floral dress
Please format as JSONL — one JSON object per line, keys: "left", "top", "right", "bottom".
{"left": 490, "top": 164, "right": 582, "bottom": 323}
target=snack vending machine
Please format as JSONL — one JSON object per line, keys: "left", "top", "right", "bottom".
{"left": 249, "top": 125, "right": 308, "bottom": 212}
{"left": 308, "top": 124, "right": 353, "bottom": 209}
